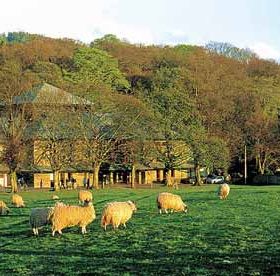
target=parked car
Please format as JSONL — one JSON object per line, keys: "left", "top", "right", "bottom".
{"left": 188, "top": 176, "right": 206, "bottom": 184}
{"left": 188, "top": 177, "right": 196, "bottom": 184}
{"left": 206, "top": 175, "right": 225, "bottom": 184}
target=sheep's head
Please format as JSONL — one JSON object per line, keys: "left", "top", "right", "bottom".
{"left": 84, "top": 200, "right": 93, "bottom": 206}
{"left": 127, "top": 200, "right": 137, "bottom": 212}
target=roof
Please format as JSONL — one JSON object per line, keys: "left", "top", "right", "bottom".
{"left": 135, "top": 161, "right": 194, "bottom": 171}
{"left": 13, "top": 83, "right": 93, "bottom": 106}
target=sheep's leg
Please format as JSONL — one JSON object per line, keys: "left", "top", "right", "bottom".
{"left": 52, "top": 230, "right": 56, "bottom": 237}
{"left": 123, "top": 223, "right": 126, "bottom": 228}
{"left": 58, "top": 229, "right": 62, "bottom": 235}
{"left": 32, "top": 228, "right": 37, "bottom": 236}
{"left": 164, "top": 209, "right": 168, "bottom": 214}
{"left": 170, "top": 209, "right": 174, "bottom": 214}
{"left": 159, "top": 209, "right": 162, "bottom": 214}
{"left": 81, "top": 226, "right": 87, "bottom": 234}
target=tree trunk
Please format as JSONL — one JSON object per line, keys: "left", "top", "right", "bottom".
{"left": 131, "top": 164, "right": 136, "bottom": 188}
{"left": 92, "top": 163, "right": 100, "bottom": 189}
{"left": 166, "top": 170, "right": 173, "bottom": 187}
{"left": 194, "top": 164, "right": 202, "bottom": 186}
{"left": 10, "top": 170, "right": 18, "bottom": 193}
{"left": 54, "top": 170, "right": 60, "bottom": 191}
{"left": 257, "top": 152, "right": 266, "bottom": 175}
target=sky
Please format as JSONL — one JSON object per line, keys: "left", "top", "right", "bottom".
{"left": 1, "top": 0, "right": 280, "bottom": 60}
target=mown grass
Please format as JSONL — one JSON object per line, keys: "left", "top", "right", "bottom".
{"left": 0, "top": 185, "right": 280, "bottom": 275}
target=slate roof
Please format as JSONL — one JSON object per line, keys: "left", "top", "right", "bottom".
{"left": 13, "top": 83, "right": 93, "bottom": 106}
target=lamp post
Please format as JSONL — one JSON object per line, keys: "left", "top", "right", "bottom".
{"left": 244, "top": 144, "right": 247, "bottom": 185}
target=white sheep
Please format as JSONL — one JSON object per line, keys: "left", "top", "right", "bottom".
{"left": 78, "top": 190, "right": 93, "bottom": 205}
{"left": 218, "top": 183, "right": 230, "bottom": 200}
{"left": 30, "top": 207, "right": 54, "bottom": 236}
{"left": 101, "top": 201, "right": 137, "bottom": 230}
{"left": 50, "top": 201, "right": 96, "bottom": 236}
{"left": 0, "top": 200, "right": 10, "bottom": 215}
{"left": 30, "top": 202, "right": 65, "bottom": 236}
{"left": 11, "top": 194, "right": 25, "bottom": 208}
{"left": 157, "top": 192, "right": 187, "bottom": 214}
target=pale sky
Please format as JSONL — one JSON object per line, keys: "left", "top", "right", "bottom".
{"left": 1, "top": 0, "right": 280, "bottom": 60}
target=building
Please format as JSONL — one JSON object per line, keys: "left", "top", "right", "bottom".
{"left": 0, "top": 83, "right": 194, "bottom": 189}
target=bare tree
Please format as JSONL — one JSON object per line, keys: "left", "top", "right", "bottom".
{"left": 32, "top": 100, "right": 77, "bottom": 191}
{"left": 0, "top": 61, "right": 34, "bottom": 192}
{"left": 74, "top": 93, "right": 149, "bottom": 189}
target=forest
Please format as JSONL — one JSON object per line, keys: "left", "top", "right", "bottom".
{"left": 0, "top": 31, "right": 280, "bottom": 189}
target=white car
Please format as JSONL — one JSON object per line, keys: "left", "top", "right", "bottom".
{"left": 206, "top": 175, "right": 225, "bottom": 184}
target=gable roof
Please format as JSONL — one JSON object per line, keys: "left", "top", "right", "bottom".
{"left": 13, "top": 83, "right": 93, "bottom": 105}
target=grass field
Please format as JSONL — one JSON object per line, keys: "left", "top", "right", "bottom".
{"left": 0, "top": 184, "right": 280, "bottom": 275}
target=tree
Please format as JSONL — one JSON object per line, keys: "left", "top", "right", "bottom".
{"left": 205, "top": 41, "right": 256, "bottom": 62}
{"left": 6, "top": 32, "right": 33, "bottom": 44}
{"left": 0, "top": 33, "right": 7, "bottom": 45}
{"left": 144, "top": 65, "right": 195, "bottom": 186}
{"left": 32, "top": 104, "right": 77, "bottom": 191}
{"left": 0, "top": 61, "right": 34, "bottom": 192}
{"left": 245, "top": 110, "right": 280, "bottom": 175}
{"left": 65, "top": 47, "right": 130, "bottom": 92}
{"left": 112, "top": 95, "right": 158, "bottom": 188}
{"left": 73, "top": 92, "right": 143, "bottom": 189}
{"left": 29, "top": 61, "right": 65, "bottom": 87}
{"left": 188, "top": 124, "right": 230, "bottom": 185}
{"left": 114, "top": 140, "right": 155, "bottom": 188}
{"left": 90, "top": 34, "right": 124, "bottom": 48}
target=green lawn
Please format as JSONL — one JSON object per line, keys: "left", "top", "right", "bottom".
{"left": 0, "top": 185, "right": 279, "bottom": 275}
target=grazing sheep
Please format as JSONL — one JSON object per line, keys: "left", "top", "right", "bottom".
{"left": 218, "top": 183, "right": 230, "bottom": 200}
{"left": 78, "top": 190, "right": 93, "bottom": 204}
{"left": 0, "top": 200, "right": 10, "bottom": 215}
{"left": 157, "top": 192, "right": 187, "bottom": 214}
{"left": 50, "top": 201, "right": 96, "bottom": 236}
{"left": 30, "top": 207, "right": 53, "bottom": 236}
{"left": 11, "top": 194, "right": 25, "bottom": 208}
{"left": 30, "top": 202, "right": 65, "bottom": 236}
{"left": 52, "top": 195, "right": 59, "bottom": 200}
{"left": 101, "top": 201, "right": 137, "bottom": 230}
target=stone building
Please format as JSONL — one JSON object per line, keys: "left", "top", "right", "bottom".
{"left": 0, "top": 83, "right": 194, "bottom": 189}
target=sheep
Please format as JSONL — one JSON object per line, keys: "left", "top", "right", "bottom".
{"left": 50, "top": 201, "right": 96, "bottom": 236}
{"left": 218, "top": 183, "right": 230, "bottom": 200}
{"left": 157, "top": 192, "right": 187, "bottom": 214}
{"left": 52, "top": 195, "right": 59, "bottom": 200}
{"left": 11, "top": 194, "right": 25, "bottom": 208}
{"left": 101, "top": 200, "right": 137, "bottom": 230}
{"left": 30, "top": 202, "right": 65, "bottom": 236}
{"left": 30, "top": 207, "right": 53, "bottom": 236}
{"left": 78, "top": 190, "right": 93, "bottom": 205}
{"left": 0, "top": 200, "right": 10, "bottom": 215}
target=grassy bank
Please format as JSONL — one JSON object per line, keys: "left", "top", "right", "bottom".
{"left": 0, "top": 185, "right": 279, "bottom": 275}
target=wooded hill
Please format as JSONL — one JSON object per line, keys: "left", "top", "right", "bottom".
{"left": 1, "top": 32, "right": 280, "bottom": 184}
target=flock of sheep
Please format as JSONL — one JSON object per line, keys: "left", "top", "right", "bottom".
{"left": 0, "top": 183, "right": 230, "bottom": 236}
